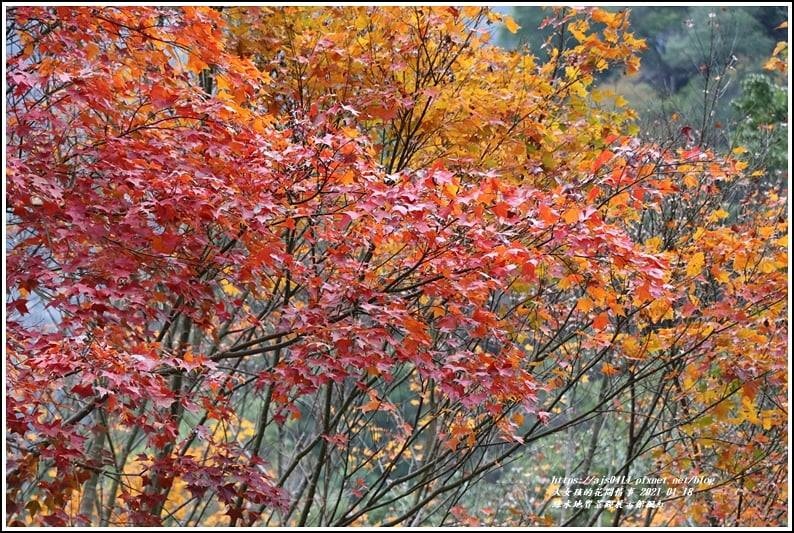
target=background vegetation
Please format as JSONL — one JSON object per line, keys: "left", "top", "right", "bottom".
{"left": 500, "top": 6, "right": 788, "bottom": 179}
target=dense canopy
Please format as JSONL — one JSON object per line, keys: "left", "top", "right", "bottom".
{"left": 5, "top": 6, "right": 788, "bottom": 527}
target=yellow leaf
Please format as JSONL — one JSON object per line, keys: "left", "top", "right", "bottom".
{"left": 354, "top": 14, "right": 370, "bottom": 31}
{"left": 569, "top": 20, "right": 589, "bottom": 42}
{"left": 647, "top": 299, "right": 670, "bottom": 324}
{"left": 686, "top": 252, "right": 705, "bottom": 277}
{"left": 443, "top": 182, "right": 460, "bottom": 198}
{"left": 361, "top": 391, "right": 381, "bottom": 413}
{"left": 569, "top": 81, "right": 588, "bottom": 98}
{"left": 760, "top": 410, "right": 777, "bottom": 430}
{"left": 486, "top": 11, "right": 504, "bottom": 24}
{"left": 732, "top": 146, "right": 748, "bottom": 155}
{"left": 608, "top": 191, "right": 630, "bottom": 209}
{"left": 187, "top": 54, "right": 209, "bottom": 74}
{"left": 621, "top": 335, "right": 643, "bottom": 359}
{"left": 545, "top": 483, "right": 561, "bottom": 500}
{"left": 711, "top": 266, "right": 730, "bottom": 284}
{"left": 338, "top": 169, "right": 356, "bottom": 185}
{"left": 759, "top": 259, "right": 777, "bottom": 273}
{"left": 504, "top": 16, "right": 520, "bottom": 34}
{"left": 562, "top": 207, "right": 580, "bottom": 224}
{"left": 463, "top": 6, "right": 482, "bottom": 19}
{"left": 707, "top": 208, "right": 729, "bottom": 222}
{"left": 733, "top": 253, "right": 749, "bottom": 272}
{"left": 693, "top": 227, "right": 706, "bottom": 241}
{"left": 342, "top": 126, "right": 359, "bottom": 139}
{"left": 644, "top": 236, "right": 662, "bottom": 252}
{"left": 219, "top": 279, "right": 241, "bottom": 297}
{"left": 216, "top": 75, "right": 230, "bottom": 92}
{"left": 591, "top": 88, "right": 608, "bottom": 103}
{"left": 608, "top": 301, "right": 626, "bottom": 317}
{"left": 576, "top": 296, "right": 594, "bottom": 313}
{"left": 771, "top": 41, "right": 788, "bottom": 57}
{"left": 740, "top": 397, "right": 760, "bottom": 425}
{"left": 764, "top": 57, "right": 787, "bottom": 72}
{"left": 601, "top": 362, "right": 619, "bottom": 376}
{"left": 591, "top": 9, "right": 617, "bottom": 27}
{"left": 586, "top": 285, "right": 608, "bottom": 304}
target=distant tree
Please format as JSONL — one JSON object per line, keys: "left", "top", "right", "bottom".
{"left": 731, "top": 74, "right": 788, "bottom": 178}
{"left": 500, "top": 6, "right": 787, "bottom": 123}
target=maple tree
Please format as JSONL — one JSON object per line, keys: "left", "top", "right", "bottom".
{"left": 5, "top": 6, "right": 787, "bottom": 527}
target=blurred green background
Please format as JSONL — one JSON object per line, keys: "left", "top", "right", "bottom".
{"left": 497, "top": 6, "right": 788, "bottom": 176}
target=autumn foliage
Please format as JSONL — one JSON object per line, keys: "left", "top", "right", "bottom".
{"left": 5, "top": 6, "right": 788, "bottom": 527}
